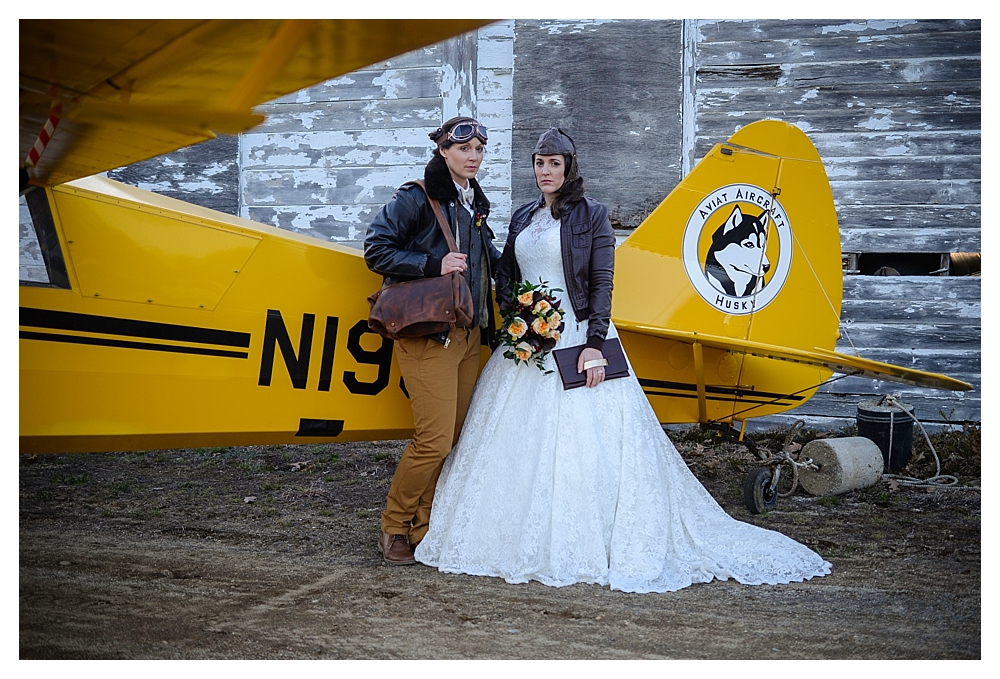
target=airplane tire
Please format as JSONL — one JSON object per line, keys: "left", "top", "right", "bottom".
{"left": 743, "top": 467, "right": 778, "bottom": 514}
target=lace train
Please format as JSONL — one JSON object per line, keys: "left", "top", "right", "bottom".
{"left": 414, "top": 207, "right": 831, "bottom": 592}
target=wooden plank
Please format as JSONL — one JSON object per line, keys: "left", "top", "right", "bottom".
{"left": 841, "top": 276, "right": 980, "bottom": 301}
{"left": 820, "top": 375, "right": 980, "bottom": 398}
{"left": 698, "top": 108, "right": 980, "bottom": 136}
{"left": 697, "top": 131, "right": 981, "bottom": 161}
{"left": 841, "top": 228, "right": 980, "bottom": 254}
{"left": 697, "top": 82, "right": 979, "bottom": 117}
{"left": 830, "top": 179, "right": 979, "bottom": 206}
{"left": 106, "top": 134, "right": 239, "bottom": 216}
{"left": 840, "top": 299, "right": 980, "bottom": 323}
{"left": 744, "top": 413, "right": 971, "bottom": 434}
{"left": 695, "top": 32, "right": 981, "bottom": 66}
{"left": 243, "top": 165, "right": 424, "bottom": 207}
{"left": 836, "top": 204, "right": 980, "bottom": 232}
{"left": 694, "top": 19, "right": 980, "bottom": 43}
{"left": 511, "top": 20, "right": 684, "bottom": 226}
{"left": 246, "top": 204, "right": 380, "bottom": 243}
{"left": 825, "top": 157, "right": 979, "bottom": 182}
{"left": 255, "top": 98, "right": 442, "bottom": 134}
{"left": 773, "top": 391, "right": 979, "bottom": 422}
{"left": 242, "top": 128, "right": 434, "bottom": 170}
{"left": 834, "top": 323, "right": 981, "bottom": 350}
{"left": 697, "top": 57, "right": 980, "bottom": 89}
{"left": 820, "top": 349, "right": 981, "bottom": 377}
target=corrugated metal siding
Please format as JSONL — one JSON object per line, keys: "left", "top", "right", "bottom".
{"left": 687, "top": 19, "right": 981, "bottom": 428}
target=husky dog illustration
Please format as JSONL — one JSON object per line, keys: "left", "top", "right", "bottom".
{"left": 704, "top": 206, "right": 770, "bottom": 297}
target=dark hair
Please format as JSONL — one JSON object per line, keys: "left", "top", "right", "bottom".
{"left": 543, "top": 154, "right": 586, "bottom": 220}
{"left": 429, "top": 116, "right": 476, "bottom": 155}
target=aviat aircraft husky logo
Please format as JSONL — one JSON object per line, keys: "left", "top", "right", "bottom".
{"left": 682, "top": 183, "right": 792, "bottom": 315}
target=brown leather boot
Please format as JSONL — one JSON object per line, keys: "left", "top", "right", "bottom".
{"left": 378, "top": 531, "right": 416, "bottom": 566}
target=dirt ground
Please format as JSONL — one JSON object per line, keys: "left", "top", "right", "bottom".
{"left": 19, "top": 424, "right": 981, "bottom": 660}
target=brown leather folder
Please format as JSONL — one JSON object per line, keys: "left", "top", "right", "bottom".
{"left": 552, "top": 337, "right": 630, "bottom": 390}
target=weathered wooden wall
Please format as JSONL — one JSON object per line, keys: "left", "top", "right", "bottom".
{"left": 67, "top": 19, "right": 979, "bottom": 428}
{"left": 511, "top": 20, "right": 684, "bottom": 226}
{"left": 240, "top": 22, "right": 515, "bottom": 248}
{"left": 687, "top": 19, "right": 981, "bottom": 429}
{"left": 107, "top": 135, "right": 240, "bottom": 216}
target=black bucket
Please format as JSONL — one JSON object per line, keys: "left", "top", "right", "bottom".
{"left": 856, "top": 399, "right": 915, "bottom": 472}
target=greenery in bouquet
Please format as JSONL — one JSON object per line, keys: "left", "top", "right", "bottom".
{"left": 499, "top": 279, "right": 566, "bottom": 372}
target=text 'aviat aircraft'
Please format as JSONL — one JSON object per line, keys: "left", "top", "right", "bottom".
{"left": 20, "top": 20, "right": 971, "bottom": 460}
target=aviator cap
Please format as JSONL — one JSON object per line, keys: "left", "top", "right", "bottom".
{"left": 532, "top": 127, "right": 577, "bottom": 157}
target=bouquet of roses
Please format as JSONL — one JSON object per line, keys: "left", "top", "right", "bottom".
{"left": 499, "top": 279, "right": 566, "bottom": 372}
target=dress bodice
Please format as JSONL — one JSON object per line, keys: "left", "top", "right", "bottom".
{"left": 515, "top": 207, "right": 568, "bottom": 295}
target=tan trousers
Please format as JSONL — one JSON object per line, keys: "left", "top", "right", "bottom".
{"left": 381, "top": 326, "right": 481, "bottom": 543}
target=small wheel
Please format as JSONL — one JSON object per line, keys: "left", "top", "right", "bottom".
{"left": 743, "top": 467, "right": 778, "bottom": 514}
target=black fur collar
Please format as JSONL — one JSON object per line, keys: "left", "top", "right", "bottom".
{"left": 424, "top": 153, "right": 490, "bottom": 210}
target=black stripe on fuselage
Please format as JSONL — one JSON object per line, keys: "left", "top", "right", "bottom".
{"left": 19, "top": 331, "right": 249, "bottom": 359}
{"left": 20, "top": 307, "right": 251, "bottom": 348}
{"left": 637, "top": 377, "right": 805, "bottom": 402}
{"left": 296, "top": 418, "right": 345, "bottom": 437}
{"left": 641, "top": 389, "right": 799, "bottom": 407}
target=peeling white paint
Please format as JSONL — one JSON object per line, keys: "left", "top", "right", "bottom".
{"left": 202, "top": 162, "right": 230, "bottom": 177}
{"left": 794, "top": 120, "right": 816, "bottom": 133}
{"left": 726, "top": 111, "right": 748, "bottom": 117}
{"left": 821, "top": 20, "right": 918, "bottom": 34}
{"left": 137, "top": 181, "right": 175, "bottom": 193}
{"left": 292, "top": 111, "right": 323, "bottom": 130}
{"left": 178, "top": 180, "right": 224, "bottom": 193}
{"left": 857, "top": 109, "right": 899, "bottom": 130}
{"left": 798, "top": 89, "right": 820, "bottom": 103}
{"left": 857, "top": 35, "right": 890, "bottom": 43}
{"left": 801, "top": 50, "right": 815, "bottom": 57}
{"left": 542, "top": 19, "right": 618, "bottom": 35}
{"left": 884, "top": 145, "right": 910, "bottom": 156}
{"left": 372, "top": 70, "right": 404, "bottom": 99}
{"left": 826, "top": 166, "right": 857, "bottom": 178}
{"left": 901, "top": 62, "right": 928, "bottom": 82}
{"left": 539, "top": 92, "right": 564, "bottom": 108}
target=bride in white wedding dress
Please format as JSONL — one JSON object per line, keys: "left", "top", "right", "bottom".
{"left": 413, "top": 128, "right": 831, "bottom": 593}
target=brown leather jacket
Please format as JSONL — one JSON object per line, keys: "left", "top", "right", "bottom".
{"left": 496, "top": 195, "right": 615, "bottom": 350}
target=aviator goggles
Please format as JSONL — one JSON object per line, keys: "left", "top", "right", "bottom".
{"left": 445, "top": 121, "right": 489, "bottom": 144}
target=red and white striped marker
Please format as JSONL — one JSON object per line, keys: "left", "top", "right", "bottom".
{"left": 25, "top": 101, "right": 62, "bottom": 168}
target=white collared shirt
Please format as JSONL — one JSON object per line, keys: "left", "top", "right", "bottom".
{"left": 454, "top": 180, "right": 475, "bottom": 215}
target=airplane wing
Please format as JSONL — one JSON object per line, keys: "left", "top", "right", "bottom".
{"left": 613, "top": 318, "right": 973, "bottom": 393}
{"left": 20, "top": 19, "right": 492, "bottom": 187}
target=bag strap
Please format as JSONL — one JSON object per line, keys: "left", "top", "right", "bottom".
{"left": 403, "top": 179, "right": 458, "bottom": 253}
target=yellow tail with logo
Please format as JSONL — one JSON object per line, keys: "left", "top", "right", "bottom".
{"left": 613, "top": 119, "right": 969, "bottom": 429}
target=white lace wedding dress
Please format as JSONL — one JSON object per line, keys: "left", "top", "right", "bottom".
{"left": 414, "top": 206, "right": 831, "bottom": 593}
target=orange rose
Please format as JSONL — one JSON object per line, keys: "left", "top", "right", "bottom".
{"left": 514, "top": 342, "right": 533, "bottom": 361}
{"left": 517, "top": 291, "right": 535, "bottom": 306}
{"left": 531, "top": 317, "right": 550, "bottom": 336}
{"left": 507, "top": 317, "right": 529, "bottom": 339}
{"left": 533, "top": 299, "right": 552, "bottom": 314}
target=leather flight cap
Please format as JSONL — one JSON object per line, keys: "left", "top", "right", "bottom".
{"left": 532, "top": 127, "right": 577, "bottom": 157}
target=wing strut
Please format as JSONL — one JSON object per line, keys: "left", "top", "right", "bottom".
{"left": 692, "top": 341, "right": 707, "bottom": 423}
{"left": 225, "top": 20, "right": 318, "bottom": 111}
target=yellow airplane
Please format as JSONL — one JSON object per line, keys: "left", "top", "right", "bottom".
{"left": 20, "top": 20, "right": 971, "bottom": 463}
